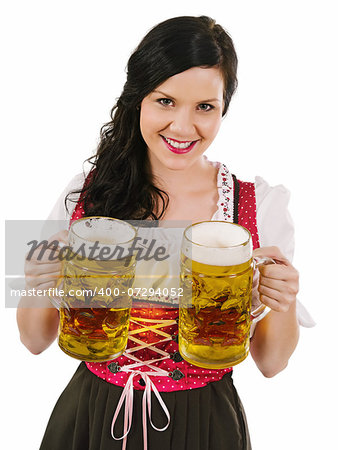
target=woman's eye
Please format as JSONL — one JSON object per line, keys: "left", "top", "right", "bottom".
{"left": 198, "top": 103, "right": 214, "bottom": 112}
{"left": 157, "top": 98, "right": 174, "bottom": 107}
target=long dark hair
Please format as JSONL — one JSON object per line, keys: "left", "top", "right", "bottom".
{"left": 66, "top": 16, "right": 238, "bottom": 220}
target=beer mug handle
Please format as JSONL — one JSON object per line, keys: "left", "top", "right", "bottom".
{"left": 48, "top": 243, "right": 69, "bottom": 311}
{"left": 48, "top": 276, "right": 68, "bottom": 311}
{"left": 251, "top": 257, "right": 276, "bottom": 322}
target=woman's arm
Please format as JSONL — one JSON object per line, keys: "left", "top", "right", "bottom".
{"left": 250, "top": 246, "right": 300, "bottom": 377}
{"left": 18, "top": 174, "right": 84, "bottom": 354}
{"left": 16, "top": 230, "right": 68, "bottom": 354}
{"left": 17, "top": 302, "right": 59, "bottom": 355}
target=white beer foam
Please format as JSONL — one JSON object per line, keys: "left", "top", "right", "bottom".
{"left": 71, "top": 218, "right": 135, "bottom": 244}
{"left": 183, "top": 222, "right": 252, "bottom": 266}
{"left": 69, "top": 218, "right": 136, "bottom": 260}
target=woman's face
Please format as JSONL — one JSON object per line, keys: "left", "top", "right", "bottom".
{"left": 140, "top": 67, "right": 225, "bottom": 172}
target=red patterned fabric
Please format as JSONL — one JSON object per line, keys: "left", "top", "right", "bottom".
{"left": 69, "top": 175, "right": 260, "bottom": 392}
{"left": 238, "top": 180, "right": 260, "bottom": 250}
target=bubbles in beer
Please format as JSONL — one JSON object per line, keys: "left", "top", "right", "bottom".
{"left": 58, "top": 253, "right": 134, "bottom": 361}
{"left": 179, "top": 222, "right": 253, "bottom": 369}
{"left": 74, "top": 311, "right": 96, "bottom": 334}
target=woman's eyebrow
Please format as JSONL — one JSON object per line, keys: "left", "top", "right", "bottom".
{"left": 199, "top": 98, "right": 221, "bottom": 103}
{"left": 153, "top": 90, "right": 220, "bottom": 103}
{"left": 153, "top": 90, "right": 175, "bottom": 99}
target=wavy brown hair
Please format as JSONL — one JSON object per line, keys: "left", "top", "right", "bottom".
{"left": 66, "top": 16, "right": 238, "bottom": 220}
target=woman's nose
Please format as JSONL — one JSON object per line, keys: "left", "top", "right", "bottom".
{"left": 169, "top": 108, "right": 196, "bottom": 137}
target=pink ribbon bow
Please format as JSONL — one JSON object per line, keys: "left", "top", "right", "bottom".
{"left": 111, "top": 371, "right": 171, "bottom": 450}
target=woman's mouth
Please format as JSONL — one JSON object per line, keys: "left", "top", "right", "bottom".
{"left": 160, "top": 135, "right": 198, "bottom": 154}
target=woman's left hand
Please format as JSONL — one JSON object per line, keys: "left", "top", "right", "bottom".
{"left": 253, "top": 246, "right": 299, "bottom": 313}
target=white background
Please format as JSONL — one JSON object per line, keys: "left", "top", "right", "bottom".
{"left": 1, "top": 0, "right": 337, "bottom": 449}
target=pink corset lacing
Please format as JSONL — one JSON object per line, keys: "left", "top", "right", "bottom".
{"left": 111, "top": 315, "right": 178, "bottom": 450}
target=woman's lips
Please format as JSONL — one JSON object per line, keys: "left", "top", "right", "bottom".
{"left": 160, "top": 136, "right": 198, "bottom": 154}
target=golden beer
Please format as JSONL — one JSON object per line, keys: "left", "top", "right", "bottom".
{"left": 179, "top": 221, "right": 253, "bottom": 369}
{"left": 57, "top": 217, "right": 136, "bottom": 362}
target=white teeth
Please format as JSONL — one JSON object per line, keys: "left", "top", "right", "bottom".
{"left": 164, "top": 137, "right": 194, "bottom": 149}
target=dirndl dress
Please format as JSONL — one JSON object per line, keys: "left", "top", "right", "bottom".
{"left": 40, "top": 166, "right": 256, "bottom": 450}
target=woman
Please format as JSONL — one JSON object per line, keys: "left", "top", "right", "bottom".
{"left": 17, "top": 15, "right": 311, "bottom": 450}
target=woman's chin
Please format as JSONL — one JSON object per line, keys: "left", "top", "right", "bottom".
{"left": 158, "top": 157, "right": 195, "bottom": 172}
{"left": 148, "top": 148, "right": 204, "bottom": 173}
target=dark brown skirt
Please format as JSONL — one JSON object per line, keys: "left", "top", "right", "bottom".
{"left": 40, "top": 362, "right": 251, "bottom": 450}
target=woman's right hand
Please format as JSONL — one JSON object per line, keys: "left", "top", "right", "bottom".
{"left": 24, "top": 230, "right": 69, "bottom": 290}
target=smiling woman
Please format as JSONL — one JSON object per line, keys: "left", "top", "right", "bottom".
{"left": 140, "top": 67, "right": 224, "bottom": 172}
{"left": 16, "top": 14, "right": 314, "bottom": 450}
{"left": 62, "top": 15, "right": 238, "bottom": 221}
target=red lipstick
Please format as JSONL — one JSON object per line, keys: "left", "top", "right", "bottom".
{"left": 161, "top": 136, "right": 198, "bottom": 154}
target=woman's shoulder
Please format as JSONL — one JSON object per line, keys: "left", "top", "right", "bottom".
{"left": 208, "top": 157, "right": 294, "bottom": 253}
{"left": 207, "top": 156, "right": 291, "bottom": 199}
{"left": 254, "top": 175, "right": 291, "bottom": 205}
{"left": 208, "top": 156, "right": 291, "bottom": 200}
{"left": 47, "top": 172, "right": 88, "bottom": 221}
{"left": 65, "top": 172, "right": 88, "bottom": 191}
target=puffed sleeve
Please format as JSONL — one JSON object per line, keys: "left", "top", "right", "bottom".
{"left": 255, "top": 176, "right": 315, "bottom": 328}
{"left": 47, "top": 173, "right": 86, "bottom": 221}
{"left": 39, "top": 173, "right": 86, "bottom": 240}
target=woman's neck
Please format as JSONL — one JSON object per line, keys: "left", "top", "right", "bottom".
{"left": 150, "top": 155, "right": 216, "bottom": 196}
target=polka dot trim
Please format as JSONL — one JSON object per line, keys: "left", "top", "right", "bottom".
{"left": 237, "top": 180, "right": 260, "bottom": 250}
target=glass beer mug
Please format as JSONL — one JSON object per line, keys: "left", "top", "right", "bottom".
{"left": 179, "top": 221, "right": 271, "bottom": 369}
{"left": 52, "top": 217, "right": 137, "bottom": 362}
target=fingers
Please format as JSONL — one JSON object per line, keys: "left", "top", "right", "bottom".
{"left": 258, "top": 263, "right": 299, "bottom": 283}
{"left": 27, "top": 248, "right": 61, "bottom": 264}
{"left": 24, "top": 230, "right": 68, "bottom": 289}
{"left": 26, "top": 270, "right": 62, "bottom": 281}
{"left": 258, "top": 284, "right": 297, "bottom": 313}
{"left": 25, "top": 262, "right": 61, "bottom": 276}
{"left": 253, "top": 246, "right": 299, "bottom": 313}
{"left": 257, "top": 294, "right": 289, "bottom": 313}
{"left": 259, "top": 275, "right": 298, "bottom": 295}
{"left": 27, "top": 280, "right": 61, "bottom": 291}
{"left": 26, "top": 230, "right": 69, "bottom": 263}
{"left": 49, "top": 229, "right": 69, "bottom": 245}
{"left": 25, "top": 270, "right": 63, "bottom": 290}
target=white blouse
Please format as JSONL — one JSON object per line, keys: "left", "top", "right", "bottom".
{"left": 47, "top": 162, "right": 315, "bottom": 329}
